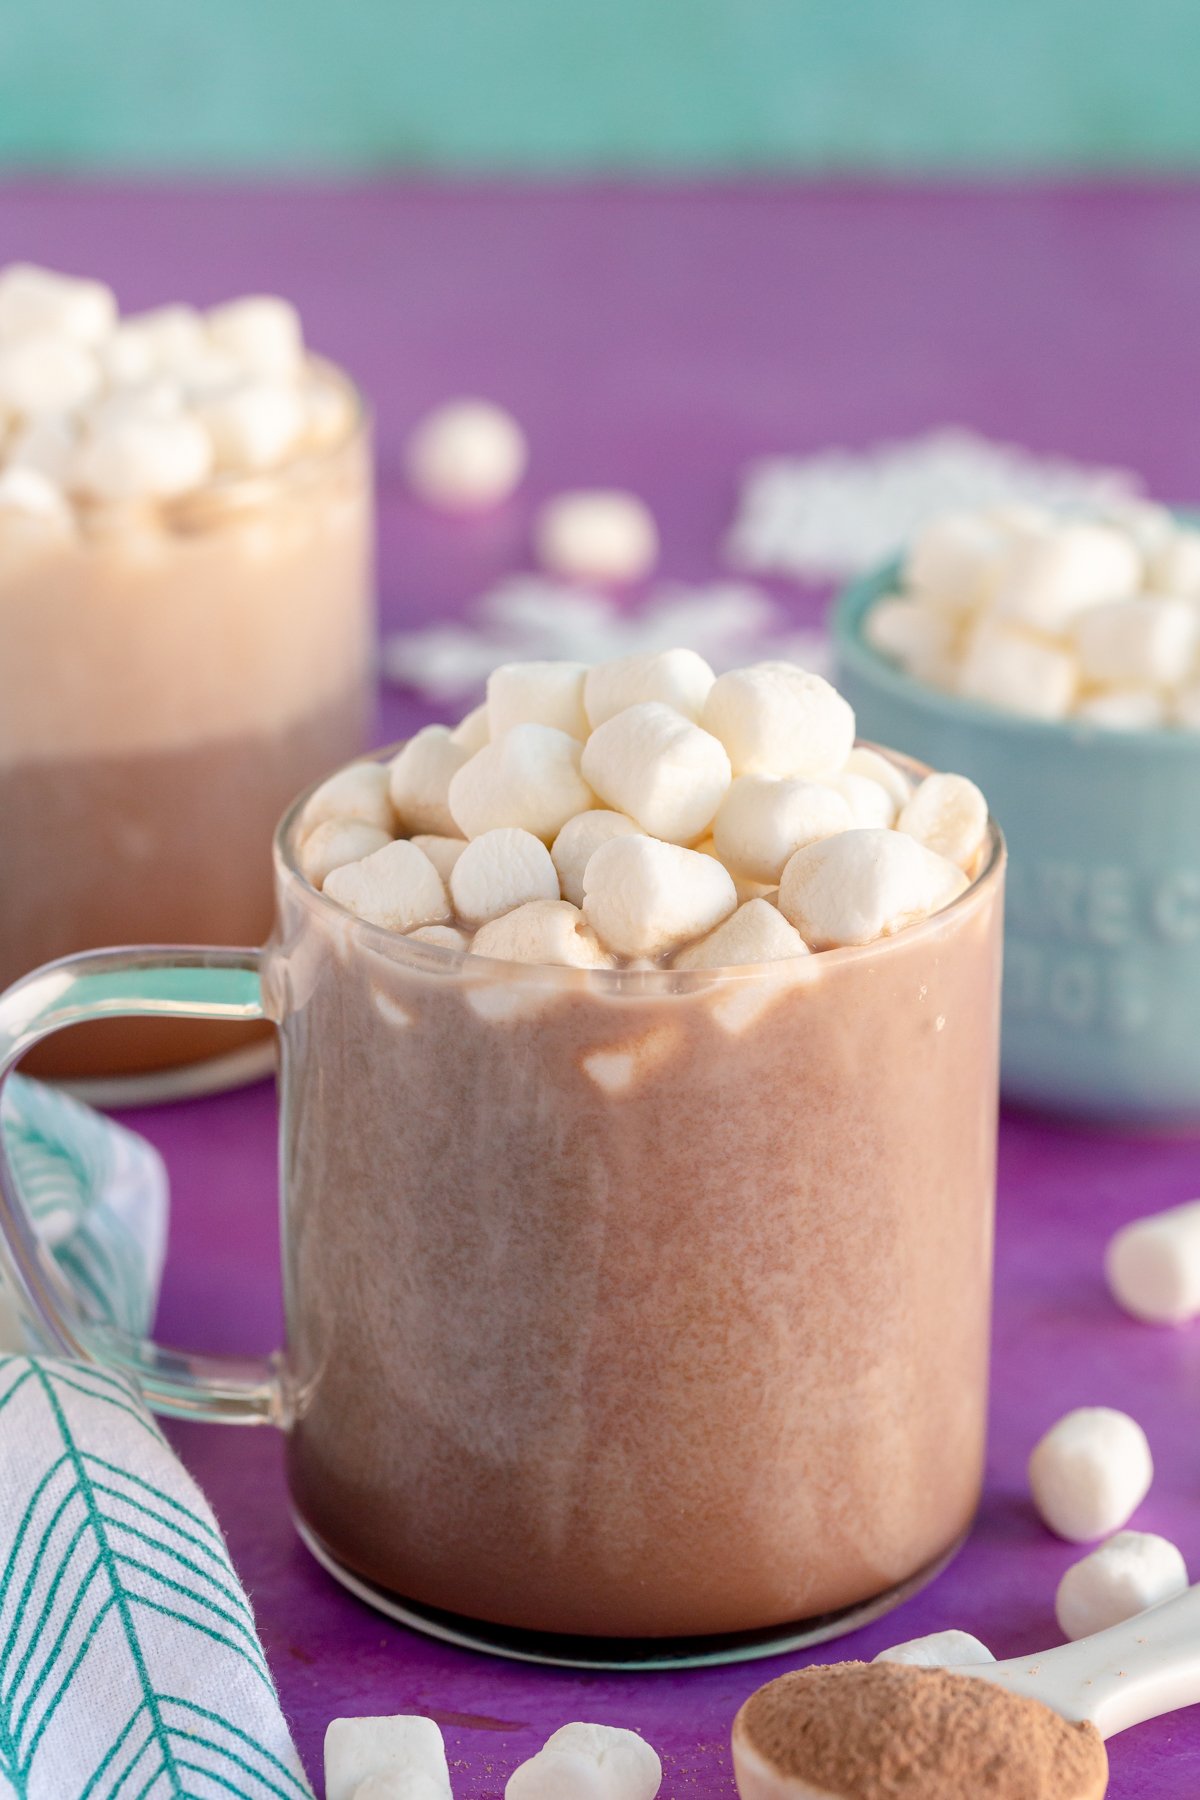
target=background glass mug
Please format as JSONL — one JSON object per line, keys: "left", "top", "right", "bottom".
{"left": 0, "top": 755, "right": 1006, "bottom": 1669}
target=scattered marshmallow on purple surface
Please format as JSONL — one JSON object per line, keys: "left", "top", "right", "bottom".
{"left": 324, "top": 1716, "right": 452, "bottom": 1800}
{"left": 1028, "top": 1407, "right": 1154, "bottom": 1543}
{"left": 1106, "top": 1199, "right": 1200, "bottom": 1325}
{"left": 505, "top": 1722, "right": 662, "bottom": 1800}
{"left": 1055, "top": 1530, "right": 1188, "bottom": 1641}
{"left": 406, "top": 398, "right": 528, "bottom": 511}
{"left": 872, "top": 1629, "right": 994, "bottom": 1668}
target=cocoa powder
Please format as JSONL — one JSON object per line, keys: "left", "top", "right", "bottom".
{"left": 733, "top": 1661, "right": 1108, "bottom": 1798}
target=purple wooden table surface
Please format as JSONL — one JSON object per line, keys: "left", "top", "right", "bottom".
{"left": 8, "top": 181, "right": 1200, "bottom": 1796}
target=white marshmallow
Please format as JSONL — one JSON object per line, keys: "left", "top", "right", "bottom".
{"left": 450, "top": 701, "right": 490, "bottom": 754}
{"left": 177, "top": 347, "right": 245, "bottom": 400}
{"left": 551, "top": 810, "right": 642, "bottom": 907}
{"left": 506, "top": 1722, "right": 662, "bottom": 1800}
{"left": 299, "top": 819, "right": 392, "bottom": 888}
{"left": 1103, "top": 499, "right": 1176, "bottom": 566}
{"left": 905, "top": 511, "right": 1007, "bottom": 612}
{"left": 1149, "top": 528, "right": 1200, "bottom": 598}
{"left": 1106, "top": 1199, "right": 1200, "bottom": 1325}
{"left": 580, "top": 702, "right": 731, "bottom": 844}
{"left": 5, "top": 414, "right": 76, "bottom": 482}
{"left": 450, "top": 827, "right": 560, "bottom": 926}
{"left": 702, "top": 663, "right": 855, "bottom": 779}
{"left": 1055, "top": 1531, "right": 1188, "bottom": 1642}
{"left": 778, "top": 828, "right": 968, "bottom": 951}
{"left": 672, "top": 898, "right": 809, "bottom": 969}
{"left": 957, "top": 617, "right": 1078, "bottom": 720}
{"left": 104, "top": 306, "right": 208, "bottom": 383}
{"left": 302, "top": 762, "right": 395, "bottom": 836}
{"left": 409, "top": 834, "right": 468, "bottom": 882}
{"left": 1076, "top": 687, "right": 1167, "bottom": 731}
{"left": 898, "top": 772, "right": 989, "bottom": 872}
{"left": 0, "top": 265, "right": 116, "bottom": 345}
{"left": 198, "top": 379, "right": 307, "bottom": 472}
{"left": 712, "top": 775, "right": 852, "bottom": 884}
{"left": 873, "top": 1630, "right": 994, "bottom": 1669}
{"left": 844, "top": 745, "right": 913, "bottom": 811}
{"left": 824, "top": 770, "right": 897, "bottom": 829}
{"left": 993, "top": 521, "right": 1141, "bottom": 632}
{"left": 1028, "top": 1407, "right": 1153, "bottom": 1542}
{"left": 581, "top": 1024, "right": 680, "bottom": 1096}
{"left": 473, "top": 899, "right": 612, "bottom": 968}
{"left": 324, "top": 840, "right": 449, "bottom": 933}
{"left": 405, "top": 399, "right": 527, "bottom": 510}
{"left": 695, "top": 838, "right": 776, "bottom": 907}
{"left": 582, "top": 835, "right": 736, "bottom": 959}
{"left": 206, "top": 296, "right": 304, "bottom": 379}
{"left": 73, "top": 411, "right": 214, "bottom": 500}
{"left": 407, "top": 924, "right": 469, "bottom": 950}
{"left": 0, "top": 466, "right": 72, "bottom": 531}
{"left": 388, "top": 727, "right": 471, "bottom": 836}
{"left": 352, "top": 1774, "right": 445, "bottom": 1800}
{"left": 0, "top": 334, "right": 101, "bottom": 415}
{"left": 583, "top": 649, "right": 715, "bottom": 729}
{"left": 534, "top": 489, "right": 658, "bottom": 583}
{"left": 487, "top": 660, "right": 589, "bottom": 740}
{"left": 324, "top": 1716, "right": 451, "bottom": 1800}
{"left": 1072, "top": 596, "right": 1199, "bottom": 688}
{"left": 449, "top": 725, "right": 593, "bottom": 843}
{"left": 864, "top": 595, "right": 956, "bottom": 683}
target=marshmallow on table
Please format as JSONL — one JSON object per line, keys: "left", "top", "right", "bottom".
{"left": 863, "top": 594, "right": 956, "bottom": 683}
{"left": 324, "top": 1716, "right": 451, "bottom": 1800}
{"left": 672, "top": 898, "right": 809, "bottom": 969}
{"left": 583, "top": 835, "right": 736, "bottom": 959}
{"left": 450, "top": 827, "right": 560, "bottom": 926}
{"left": 702, "top": 663, "right": 856, "bottom": 779}
{"left": 1106, "top": 1199, "right": 1200, "bottom": 1324}
{"left": 580, "top": 702, "right": 731, "bottom": 844}
{"left": 352, "top": 1774, "right": 446, "bottom": 1800}
{"left": 197, "top": 379, "right": 307, "bottom": 472}
{"left": 1055, "top": 1530, "right": 1188, "bottom": 1641}
{"left": 506, "top": 1722, "right": 662, "bottom": 1800}
{"left": 956, "top": 616, "right": 1078, "bottom": 720}
{"left": 825, "top": 769, "right": 898, "bottom": 829}
{"left": 409, "top": 833, "right": 467, "bottom": 882}
{"left": 872, "top": 1630, "right": 994, "bottom": 1668}
{"left": 712, "top": 775, "right": 852, "bottom": 884}
{"left": 778, "top": 828, "right": 968, "bottom": 951}
{"left": 583, "top": 649, "right": 715, "bottom": 729}
{"left": 389, "top": 726, "right": 472, "bottom": 837}
{"left": 487, "top": 660, "right": 589, "bottom": 740}
{"left": 0, "top": 334, "right": 101, "bottom": 415}
{"left": 844, "top": 745, "right": 913, "bottom": 811}
{"left": 534, "top": 489, "right": 659, "bottom": 583}
{"left": 449, "top": 724, "right": 593, "bottom": 843}
{"left": 299, "top": 819, "right": 392, "bottom": 888}
{"left": 992, "top": 521, "right": 1142, "bottom": 632}
{"left": 473, "top": 899, "right": 612, "bottom": 968}
{"left": 206, "top": 296, "right": 304, "bottom": 379}
{"left": 552, "top": 810, "right": 642, "bottom": 907}
{"left": 1028, "top": 1407, "right": 1153, "bottom": 1542}
{"left": 905, "top": 510, "right": 1008, "bottom": 612}
{"left": 323, "top": 840, "right": 449, "bottom": 933}
{"left": 1072, "top": 596, "right": 1200, "bottom": 688}
{"left": 0, "top": 265, "right": 116, "bottom": 345}
{"left": 898, "top": 772, "right": 989, "bottom": 872}
{"left": 72, "top": 411, "right": 214, "bottom": 501}
{"left": 1076, "top": 687, "right": 1167, "bottom": 731}
{"left": 405, "top": 398, "right": 527, "bottom": 510}
{"left": 302, "top": 761, "right": 395, "bottom": 836}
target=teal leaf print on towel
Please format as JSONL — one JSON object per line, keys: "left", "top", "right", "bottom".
{"left": 0, "top": 1358, "right": 310, "bottom": 1800}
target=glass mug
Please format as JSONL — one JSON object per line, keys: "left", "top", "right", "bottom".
{"left": 0, "top": 753, "right": 1006, "bottom": 1669}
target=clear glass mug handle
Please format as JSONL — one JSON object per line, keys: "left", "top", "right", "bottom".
{"left": 0, "top": 945, "right": 283, "bottom": 1424}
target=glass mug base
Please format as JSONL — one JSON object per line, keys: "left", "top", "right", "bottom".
{"left": 292, "top": 1512, "right": 968, "bottom": 1671}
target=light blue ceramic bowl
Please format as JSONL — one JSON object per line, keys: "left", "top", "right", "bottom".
{"left": 834, "top": 561, "right": 1200, "bottom": 1128}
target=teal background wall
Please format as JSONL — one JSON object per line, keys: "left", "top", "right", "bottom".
{"left": 2, "top": 0, "right": 1200, "bottom": 174}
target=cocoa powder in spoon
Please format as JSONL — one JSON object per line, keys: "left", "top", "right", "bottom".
{"left": 732, "top": 1662, "right": 1109, "bottom": 1799}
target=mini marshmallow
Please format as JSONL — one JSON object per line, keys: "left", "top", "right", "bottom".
{"left": 450, "top": 701, "right": 490, "bottom": 754}
{"left": 864, "top": 595, "right": 956, "bottom": 682}
{"left": 580, "top": 702, "right": 731, "bottom": 844}
{"left": 1072, "top": 596, "right": 1199, "bottom": 688}
{"left": 1076, "top": 686, "right": 1167, "bottom": 731}
{"left": 302, "top": 762, "right": 395, "bottom": 836}
{"left": 844, "top": 745, "right": 913, "bottom": 811}
{"left": 993, "top": 520, "right": 1141, "bottom": 633}
{"left": 206, "top": 296, "right": 304, "bottom": 379}
{"left": 825, "top": 770, "right": 897, "bottom": 829}
{"left": 0, "top": 466, "right": 72, "bottom": 530}
{"left": 956, "top": 617, "right": 1078, "bottom": 720}
{"left": 534, "top": 489, "right": 659, "bottom": 583}
{"left": 1055, "top": 1531, "right": 1188, "bottom": 1642}
{"left": 104, "top": 306, "right": 209, "bottom": 384}
{"left": 323, "top": 840, "right": 449, "bottom": 934}
{"left": 449, "top": 724, "right": 593, "bottom": 843}
{"left": 1105, "top": 1199, "right": 1200, "bottom": 1325}
{"left": 0, "top": 334, "right": 101, "bottom": 415}
{"left": 1150, "top": 528, "right": 1200, "bottom": 598}
{"left": 905, "top": 511, "right": 1008, "bottom": 612}
{"left": 450, "top": 827, "right": 560, "bottom": 926}
{"left": 712, "top": 775, "right": 852, "bottom": 884}
{"left": 198, "top": 379, "right": 307, "bottom": 472}
{"left": 702, "top": 663, "right": 855, "bottom": 779}
{"left": 299, "top": 819, "right": 392, "bottom": 888}
{"left": 695, "top": 838, "right": 776, "bottom": 907}
{"left": 898, "top": 772, "right": 989, "bottom": 872}
{"left": 672, "top": 898, "right": 809, "bottom": 969}
{"left": 5, "top": 414, "right": 76, "bottom": 482}
{"left": 405, "top": 398, "right": 527, "bottom": 510}
{"left": 73, "top": 411, "right": 214, "bottom": 501}
{"left": 583, "top": 649, "right": 715, "bottom": 729}
{"left": 409, "top": 834, "right": 468, "bottom": 882}
{"left": 778, "top": 828, "right": 968, "bottom": 951}
{"left": 0, "top": 265, "right": 116, "bottom": 345}
{"left": 1028, "top": 1407, "right": 1153, "bottom": 1542}
{"left": 473, "top": 899, "right": 612, "bottom": 968}
{"left": 552, "top": 810, "right": 642, "bottom": 907}
{"left": 506, "top": 1722, "right": 662, "bottom": 1800}
{"left": 872, "top": 1630, "right": 994, "bottom": 1669}
{"left": 324, "top": 1716, "right": 451, "bottom": 1800}
{"left": 582, "top": 835, "right": 736, "bottom": 959}
{"left": 408, "top": 924, "right": 469, "bottom": 950}
{"left": 487, "top": 660, "right": 589, "bottom": 740}
{"left": 388, "top": 727, "right": 471, "bottom": 837}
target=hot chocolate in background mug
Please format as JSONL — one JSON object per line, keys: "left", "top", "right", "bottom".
{"left": 0, "top": 753, "right": 1005, "bottom": 1669}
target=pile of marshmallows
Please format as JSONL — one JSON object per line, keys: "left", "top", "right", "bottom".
{"left": 867, "top": 501, "right": 1200, "bottom": 729}
{"left": 0, "top": 263, "right": 350, "bottom": 525}
{"left": 324, "top": 1714, "right": 661, "bottom": 1800}
{"left": 295, "top": 651, "right": 989, "bottom": 976}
